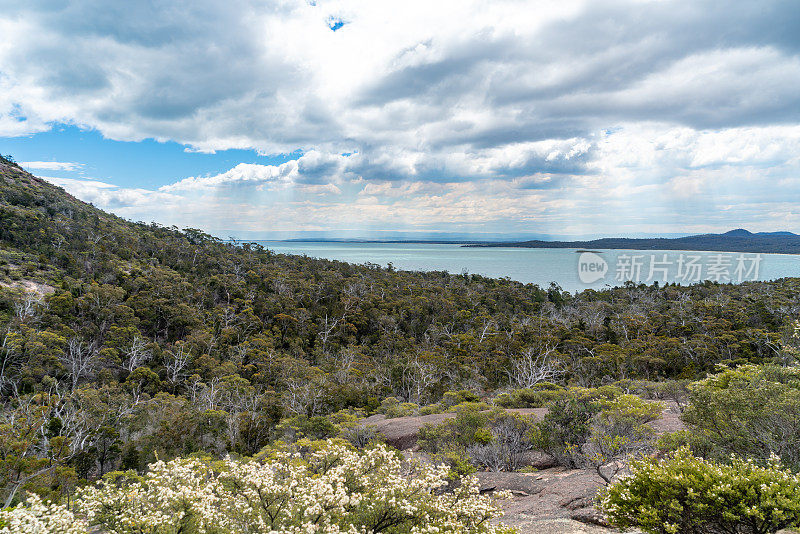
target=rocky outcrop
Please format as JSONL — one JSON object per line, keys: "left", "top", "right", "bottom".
{"left": 366, "top": 402, "right": 682, "bottom": 451}
{"left": 0, "top": 279, "right": 56, "bottom": 296}
{"left": 499, "top": 518, "right": 623, "bottom": 534}
{"left": 646, "top": 401, "right": 685, "bottom": 435}
{"left": 569, "top": 507, "right": 611, "bottom": 528}
{"left": 366, "top": 402, "right": 681, "bottom": 533}
{"left": 477, "top": 467, "right": 632, "bottom": 532}
{"left": 363, "top": 408, "right": 548, "bottom": 450}
{"left": 361, "top": 412, "right": 453, "bottom": 450}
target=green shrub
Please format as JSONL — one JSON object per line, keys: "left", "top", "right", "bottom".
{"left": 657, "top": 429, "right": 715, "bottom": 458}
{"left": 589, "top": 385, "right": 625, "bottom": 401}
{"left": 532, "top": 392, "right": 601, "bottom": 468}
{"left": 615, "top": 379, "right": 691, "bottom": 411}
{"left": 585, "top": 395, "right": 661, "bottom": 482}
{"left": 377, "top": 397, "right": 420, "bottom": 418}
{"left": 600, "top": 447, "right": 800, "bottom": 534}
{"left": 327, "top": 408, "right": 365, "bottom": 428}
{"left": 682, "top": 364, "right": 800, "bottom": 468}
{"left": 596, "top": 394, "right": 662, "bottom": 437}
{"left": 419, "top": 406, "right": 492, "bottom": 454}
{"left": 431, "top": 446, "right": 478, "bottom": 480}
{"left": 495, "top": 382, "right": 566, "bottom": 408}
{"left": 467, "top": 412, "right": 535, "bottom": 471}
{"left": 419, "top": 407, "right": 536, "bottom": 472}
{"left": 448, "top": 400, "right": 492, "bottom": 413}
{"left": 418, "top": 404, "right": 437, "bottom": 415}
{"left": 275, "top": 409, "right": 379, "bottom": 448}
{"left": 275, "top": 414, "right": 337, "bottom": 442}
{"left": 338, "top": 424, "right": 382, "bottom": 448}
{"left": 442, "top": 389, "right": 481, "bottom": 407}
{"left": 533, "top": 391, "right": 660, "bottom": 477}
{"left": 417, "top": 391, "right": 486, "bottom": 415}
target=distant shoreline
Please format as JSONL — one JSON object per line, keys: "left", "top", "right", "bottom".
{"left": 255, "top": 241, "right": 800, "bottom": 256}
{"left": 231, "top": 239, "right": 800, "bottom": 256}
{"left": 263, "top": 239, "right": 483, "bottom": 244}
{"left": 239, "top": 237, "right": 800, "bottom": 256}
{"left": 463, "top": 230, "right": 800, "bottom": 255}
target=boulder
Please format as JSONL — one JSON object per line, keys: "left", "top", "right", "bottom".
{"left": 366, "top": 412, "right": 454, "bottom": 449}
{"left": 570, "top": 507, "right": 610, "bottom": 528}
{"left": 518, "top": 450, "right": 558, "bottom": 469}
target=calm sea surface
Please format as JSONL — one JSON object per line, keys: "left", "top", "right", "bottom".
{"left": 255, "top": 241, "right": 800, "bottom": 293}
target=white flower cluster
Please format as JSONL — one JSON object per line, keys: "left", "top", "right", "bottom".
{"left": 0, "top": 494, "right": 86, "bottom": 534}
{"left": 76, "top": 456, "right": 224, "bottom": 534}
{"left": 4, "top": 441, "right": 514, "bottom": 534}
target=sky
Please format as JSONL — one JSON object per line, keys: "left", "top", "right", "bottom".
{"left": 1, "top": 0, "right": 799, "bottom": 239}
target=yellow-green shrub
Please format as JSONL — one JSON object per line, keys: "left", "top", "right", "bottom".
{"left": 600, "top": 447, "right": 800, "bottom": 534}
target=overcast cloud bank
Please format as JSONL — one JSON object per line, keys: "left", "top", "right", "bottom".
{"left": 2, "top": 0, "right": 799, "bottom": 236}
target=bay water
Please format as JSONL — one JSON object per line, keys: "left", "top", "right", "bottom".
{"left": 256, "top": 241, "right": 800, "bottom": 293}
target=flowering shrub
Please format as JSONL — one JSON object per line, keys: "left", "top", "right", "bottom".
{"left": 78, "top": 459, "right": 223, "bottom": 534}
{"left": 0, "top": 493, "right": 86, "bottom": 534}
{"left": 599, "top": 447, "right": 800, "bottom": 534}
{"left": 5, "top": 441, "right": 514, "bottom": 533}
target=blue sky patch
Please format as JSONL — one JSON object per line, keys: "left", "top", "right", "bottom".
{"left": 0, "top": 125, "right": 301, "bottom": 189}
{"left": 327, "top": 17, "right": 346, "bottom": 31}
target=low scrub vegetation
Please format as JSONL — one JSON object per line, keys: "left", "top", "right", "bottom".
{"left": 534, "top": 390, "right": 661, "bottom": 482}
{"left": 377, "top": 390, "right": 490, "bottom": 418}
{"left": 417, "top": 385, "right": 662, "bottom": 482}
{"left": 600, "top": 364, "right": 800, "bottom": 533}
{"left": 419, "top": 406, "right": 536, "bottom": 474}
{"left": 494, "top": 382, "right": 566, "bottom": 408}
{"left": 1, "top": 441, "right": 513, "bottom": 534}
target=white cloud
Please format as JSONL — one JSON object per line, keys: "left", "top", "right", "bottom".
{"left": 161, "top": 162, "right": 300, "bottom": 192}
{"left": 298, "top": 183, "right": 342, "bottom": 195}
{"left": 2, "top": 1, "right": 798, "bottom": 151}
{"left": 161, "top": 151, "right": 351, "bottom": 192}
{"left": 2, "top": 1, "right": 800, "bottom": 234}
{"left": 44, "top": 176, "right": 179, "bottom": 209}
{"left": 21, "top": 161, "right": 83, "bottom": 171}
{"left": 48, "top": 121, "right": 800, "bottom": 236}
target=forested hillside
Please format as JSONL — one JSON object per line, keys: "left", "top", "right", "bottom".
{"left": 1, "top": 157, "right": 800, "bottom": 507}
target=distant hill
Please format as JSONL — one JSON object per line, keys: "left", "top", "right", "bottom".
{"left": 467, "top": 229, "right": 800, "bottom": 254}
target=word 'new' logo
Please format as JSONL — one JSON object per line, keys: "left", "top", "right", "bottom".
{"left": 578, "top": 252, "right": 608, "bottom": 284}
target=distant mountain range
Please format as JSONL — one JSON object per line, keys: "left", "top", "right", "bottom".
{"left": 466, "top": 229, "right": 800, "bottom": 254}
